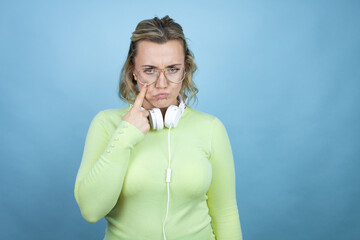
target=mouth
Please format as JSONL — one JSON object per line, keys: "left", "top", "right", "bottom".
{"left": 155, "top": 93, "right": 169, "bottom": 99}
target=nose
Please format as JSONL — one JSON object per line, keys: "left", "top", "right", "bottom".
{"left": 155, "top": 71, "right": 168, "bottom": 88}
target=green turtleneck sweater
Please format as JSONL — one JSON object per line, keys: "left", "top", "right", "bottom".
{"left": 74, "top": 106, "right": 243, "bottom": 240}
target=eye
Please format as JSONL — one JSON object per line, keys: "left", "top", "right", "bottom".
{"left": 168, "top": 68, "right": 180, "bottom": 73}
{"left": 143, "top": 69, "right": 155, "bottom": 74}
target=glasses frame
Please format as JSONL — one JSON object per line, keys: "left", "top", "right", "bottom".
{"left": 134, "top": 67, "right": 186, "bottom": 86}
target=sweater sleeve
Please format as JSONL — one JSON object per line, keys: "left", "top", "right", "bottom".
{"left": 74, "top": 111, "right": 144, "bottom": 223}
{"left": 207, "top": 117, "right": 243, "bottom": 240}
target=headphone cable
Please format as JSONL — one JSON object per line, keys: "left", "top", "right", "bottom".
{"left": 162, "top": 126, "right": 172, "bottom": 240}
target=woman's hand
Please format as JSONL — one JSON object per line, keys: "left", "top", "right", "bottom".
{"left": 122, "top": 85, "right": 150, "bottom": 135}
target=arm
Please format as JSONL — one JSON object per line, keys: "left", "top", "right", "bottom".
{"left": 207, "top": 117, "right": 243, "bottom": 240}
{"left": 74, "top": 111, "right": 144, "bottom": 223}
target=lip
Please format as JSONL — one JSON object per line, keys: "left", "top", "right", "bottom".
{"left": 155, "top": 93, "right": 169, "bottom": 99}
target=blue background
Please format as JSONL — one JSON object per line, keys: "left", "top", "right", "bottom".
{"left": 1, "top": 0, "right": 359, "bottom": 239}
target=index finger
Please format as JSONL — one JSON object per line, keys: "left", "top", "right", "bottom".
{"left": 133, "top": 84, "right": 148, "bottom": 109}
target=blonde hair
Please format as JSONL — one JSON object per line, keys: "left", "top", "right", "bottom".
{"left": 118, "top": 15, "right": 198, "bottom": 106}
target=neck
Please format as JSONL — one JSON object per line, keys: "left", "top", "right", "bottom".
{"left": 160, "top": 100, "right": 180, "bottom": 119}
{"left": 160, "top": 108, "right": 167, "bottom": 117}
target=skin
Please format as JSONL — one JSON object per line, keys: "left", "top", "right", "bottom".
{"left": 122, "top": 40, "right": 185, "bottom": 135}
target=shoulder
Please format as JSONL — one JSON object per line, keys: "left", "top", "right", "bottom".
{"left": 187, "top": 108, "right": 230, "bottom": 143}
{"left": 91, "top": 106, "right": 130, "bottom": 127}
{"left": 184, "top": 107, "right": 230, "bottom": 149}
{"left": 185, "top": 107, "right": 225, "bottom": 129}
{"left": 100, "top": 106, "right": 130, "bottom": 118}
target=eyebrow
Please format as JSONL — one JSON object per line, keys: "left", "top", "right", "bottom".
{"left": 140, "top": 64, "right": 182, "bottom": 68}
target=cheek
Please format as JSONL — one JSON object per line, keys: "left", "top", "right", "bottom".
{"left": 174, "top": 83, "right": 183, "bottom": 93}
{"left": 144, "top": 86, "right": 155, "bottom": 99}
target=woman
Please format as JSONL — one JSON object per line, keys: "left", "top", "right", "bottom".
{"left": 74, "top": 15, "right": 243, "bottom": 240}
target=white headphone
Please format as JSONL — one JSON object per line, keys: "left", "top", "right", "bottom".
{"left": 141, "top": 94, "right": 186, "bottom": 131}
{"left": 137, "top": 93, "right": 187, "bottom": 239}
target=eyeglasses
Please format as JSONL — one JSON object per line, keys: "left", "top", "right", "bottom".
{"left": 134, "top": 67, "right": 186, "bottom": 85}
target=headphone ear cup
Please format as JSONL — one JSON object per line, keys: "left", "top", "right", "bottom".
{"left": 164, "top": 105, "right": 182, "bottom": 128}
{"left": 149, "top": 108, "right": 164, "bottom": 131}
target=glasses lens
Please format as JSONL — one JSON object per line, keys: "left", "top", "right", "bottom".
{"left": 138, "top": 68, "right": 185, "bottom": 84}
{"left": 138, "top": 69, "right": 158, "bottom": 84}
{"left": 165, "top": 68, "right": 185, "bottom": 83}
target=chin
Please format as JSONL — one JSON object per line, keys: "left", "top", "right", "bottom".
{"left": 150, "top": 97, "right": 174, "bottom": 108}
{"left": 152, "top": 102, "right": 169, "bottom": 109}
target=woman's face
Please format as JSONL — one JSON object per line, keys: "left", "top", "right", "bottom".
{"left": 133, "top": 40, "right": 185, "bottom": 111}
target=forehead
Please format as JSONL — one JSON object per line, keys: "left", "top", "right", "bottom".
{"left": 134, "top": 40, "right": 185, "bottom": 67}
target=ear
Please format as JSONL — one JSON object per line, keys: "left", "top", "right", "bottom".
{"left": 133, "top": 72, "right": 137, "bottom": 80}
